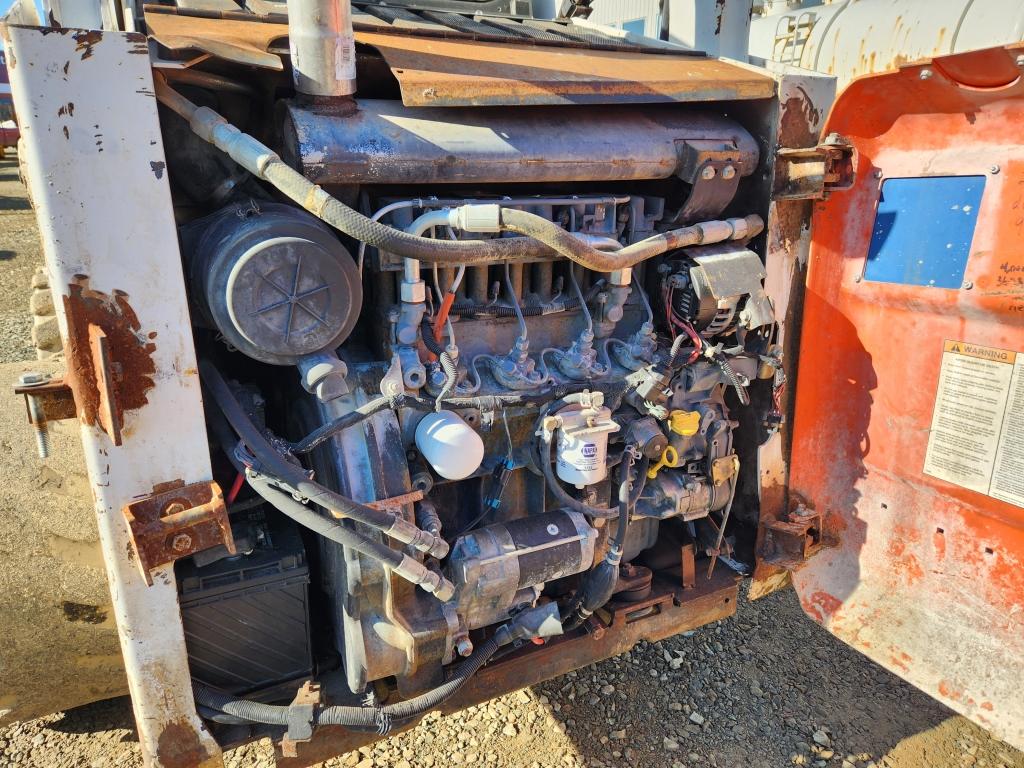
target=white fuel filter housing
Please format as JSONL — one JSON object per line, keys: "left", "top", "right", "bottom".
{"left": 554, "top": 400, "right": 620, "bottom": 488}
{"left": 415, "top": 410, "right": 485, "bottom": 480}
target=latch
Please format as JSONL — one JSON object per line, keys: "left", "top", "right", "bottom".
{"left": 757, "top": 503, "right": 823, "bottom": 569}
{"left": 123, "top": 479, "right": 235, "bottom": 585}
{"left": 773, "top": 132, "right": 855, "bottom": 200}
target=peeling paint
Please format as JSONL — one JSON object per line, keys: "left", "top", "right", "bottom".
{"left": 61, "top": 278, "right": 156, "bottom": 443}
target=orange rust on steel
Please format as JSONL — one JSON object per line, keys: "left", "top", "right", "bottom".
{"left": 123, "top": 479, "right": 235, "bottom": 585}
{"left": 14, "top": 378, "right": 77, "bottom": 423}
{"left": 144, "top": 12, "right": 286, "bottom": 70}
{"left": 156, "top": 718, "right": 221, "bottom": 768}
{"left": 681, "top": 543, "right": 696, "bottom": 589}
{"left": 61, "top": 278, "right": 157, "bottom": 446}
{"left": 142, "top": 11, "right": 774, "bottom": 107}
{"left": 275, "top": 572, "right": 739, "bottom": 767}
{"left": 363, "top": 488, "right": 426, "bottom": 511}
{"left": 354, "top": 31, "right": 776, "bottom": 107}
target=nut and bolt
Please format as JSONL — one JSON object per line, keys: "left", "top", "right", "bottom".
{"left": 990, "top": 165, "right": 1000, "bottom": 174}
{"left": 19, "top": 372, "right": 50, "bottom": 459}
{"left": 873, "top": 169, "right": 883, "bottom": 179}
{"left": 171, "top": 533, "right": 193, "bottom": 553}
{"left": 1017, "top": 55, "right": 1024, "bottom": 67}
{"left": 455, "top": 636, "right": 474, "bottom": 657}
{"left": 700, "top": 165, "right": 717, "bottom": 180}
{"left": 919, "top": 69, "right": 933, "bottom": 80}
{"left": 962, "top": 280, "right": 974, "bottom": 290}
{"left": 721, "top": 165, "right": 736, "bottom": 180}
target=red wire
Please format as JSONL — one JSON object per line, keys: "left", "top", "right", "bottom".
{"left": 433, "top": 291, "right": 456, "bottom": 343}
{"left": 227, "top": 470, "right": 245, "bottom": 505}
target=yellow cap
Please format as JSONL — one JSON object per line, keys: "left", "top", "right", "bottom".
{"left": 668, "top": 410, "right": 700, "bottom": 437}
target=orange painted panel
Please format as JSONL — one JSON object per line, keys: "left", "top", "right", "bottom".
{"left": 790, "top": 45, "right": 1024, "bottom": 750}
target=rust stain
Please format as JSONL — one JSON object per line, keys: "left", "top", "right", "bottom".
{"left": 802, "top": 590, "right": 842, "bottom": 623}
{"left": 62, "top": 277, "right": 157, "bottom": 439}
{"left": 779, "top": 86, "right": 821, "bottom": 149}
{"left": 57, "top": 102, "right": 75, "bottom": 117}
{"left": 156, "top": 719, "right": 218, "bottom": 768}
{"left": 72, "top": 30, "right": 102, "bottom": 61}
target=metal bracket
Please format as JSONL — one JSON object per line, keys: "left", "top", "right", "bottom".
{"left": 757, "top": 504, "right": 823, "bottom": 570}
{"left": 281, "top": 681, "right": 323, "bottom": 759}
{"left": 123, "top": 479, "right": 235, "bottom": 585}
{"left": 14, "top": 374, "right": 77, "bottom": 459}
{"left": 669, "top": 141, "right": 744, "bottom": 223}
{"left": 773, "top": 133, "right": 856, "bottom": 200}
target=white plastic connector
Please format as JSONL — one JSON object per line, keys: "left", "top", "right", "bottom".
{"left": 448, "top": 204, "right": 502, "bottom": 233}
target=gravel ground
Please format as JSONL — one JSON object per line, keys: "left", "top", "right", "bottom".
{"left": 0, "top": 153, "right": 38, "bottom": 363}
{"left": 0, "top": 154, "right": 1022, "bottom": 768}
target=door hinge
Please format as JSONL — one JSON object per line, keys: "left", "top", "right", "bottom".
{"left": 774, "top": 133, "right": 856, "bottom": 200}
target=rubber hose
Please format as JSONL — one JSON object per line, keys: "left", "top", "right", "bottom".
{"left": 152, "top": 78, "right": 764, "bottom": 274}
{"left": 289, "top": 393, "right": 406, "bottom": 454}
{"left": 246, "top": 473, "right": 404, "bottom": 570}
{"left": 199, "top": 360, "right": 408, "bottom": 535}
{"left": 420, "top": 319, "right": 446, "bottom": 356}
{"left": 194, "top": 636, "right": 502, "bottom": 731}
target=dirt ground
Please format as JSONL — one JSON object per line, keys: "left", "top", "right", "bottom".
{"left": 0, "top": 154, "right": 1021, "bottom": 768}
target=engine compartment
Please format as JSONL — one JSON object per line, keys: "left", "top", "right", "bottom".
{"left": 161, "top": 75, "right": 785, "bottom": 742}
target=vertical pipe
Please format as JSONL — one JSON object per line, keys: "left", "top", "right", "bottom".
{"left": 470, "top": 266, "right": 489, "bottom": 304}
{"left": 286, "top": 0, "right": 357, "bottom": 97}
{"left": 533, "top": 262, "right": 553, "bottom": 303}
{"left": 509, "top": 264, "right": 525, "bottom": 302}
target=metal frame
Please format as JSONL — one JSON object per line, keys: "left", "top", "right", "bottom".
{"left": 1, "top": 22, "right": 223, "bottom": 767}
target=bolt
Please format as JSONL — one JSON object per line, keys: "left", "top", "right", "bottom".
{"left": 455, "top": 636, "right": 473, "bottom": 657}
{"left": 700, "top": 165, "right": 717, "bottom": 180}
{"left": 171, "top": 533, "right": 193, "bottom": 553}
{"left": 962, "top": 280, "right": 974, "bottom": 290}
{"left": 1017, "top": 55, "right": 1024, "bottom": 67}
{"left": 546, "top": 524, "right": 560, "bottom": 536}
{"left": 164, "top": 501, "right": 186, "bottom": 516}
{"left": 873, "top": 169, "right": 883, "bottom": 179}
{"left": 989, "top": 165, "right": 1000, "bottom": 174}
{"left": 24, "top": 394, "right": 50, "bottom": 459}
{"left": 721, "top": 165, "right": 736, "bottom": 180}
{"left": 919, "top": 69, "right": 933, "bottom": 80}
{"left": 30, "top": 418, "right": 50, "bottom": 459}
{"left": 854, "top": 275, "right": 862, "bottom": 283}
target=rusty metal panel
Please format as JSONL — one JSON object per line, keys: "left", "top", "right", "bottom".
{"left": 790, "top": 44, "right": 1024, "bottom": 750}
{"left": 275, "top": 573, "right": 739, "bottom": 767}
{"left": 748, "top": 65, "right": 837, "bottom": 600}
{"left": 143, "top": 11, "right": 774, "bottom": 107}
{"left": 146, "top": 12, "right": 286, "bottom": 69}
{"left": 356, "top": 30, "right": 775, "bottom": 107}
{"left": 1, "top": 22, "right": 223, "bottom": 768}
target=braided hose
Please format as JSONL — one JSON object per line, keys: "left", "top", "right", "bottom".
{"left": 152, "top": 77, "right": 764, "bottom": 274}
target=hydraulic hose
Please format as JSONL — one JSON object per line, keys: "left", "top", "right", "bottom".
{"left": 153, "top": 76, "right": 764, "bottom": 274}
{"left": 199, "top": 360, "right": 450, "bottom": 563}
{"left": 289, "top": 393, "right": 407, "bottom": 454}
{"left": 563, "top": 447, "right": 647, "bottom": 631}
{"left": 246, "top": 472, "right": 454, "bottom": 599}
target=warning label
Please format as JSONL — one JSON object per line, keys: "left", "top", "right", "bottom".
{"left": 923, "top": 340, "right": 1024, "bottom": 508}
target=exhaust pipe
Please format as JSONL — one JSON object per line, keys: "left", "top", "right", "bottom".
{"left": 286, "top": 0, "right": 357, "bottom": 97}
